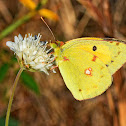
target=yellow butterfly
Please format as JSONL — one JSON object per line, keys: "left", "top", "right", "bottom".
{"left": 50, "top": 38, "right": 126, "bottom": 101}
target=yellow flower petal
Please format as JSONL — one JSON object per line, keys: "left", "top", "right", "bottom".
{"left": 39, "top": 9, "right": 59, "bottom": 21}
{"left": 19, "top": 0, "right": 36, "bottom": 10}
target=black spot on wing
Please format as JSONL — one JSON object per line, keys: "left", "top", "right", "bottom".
{"left": 106, "top": 64, "right": 109, "bottom": 67}
{"left": 93, "top": 46, "right": 97, "bottom": 51}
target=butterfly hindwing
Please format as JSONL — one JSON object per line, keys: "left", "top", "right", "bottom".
{"left": 57, "top": 47, "right": 112, "bottom": 100}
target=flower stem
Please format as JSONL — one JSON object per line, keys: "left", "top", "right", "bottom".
{"left": 0, "top": 12, "right": 36, "bottom": 41}
{"left": 5, "top": 68, "right": 24, "bottom": 126}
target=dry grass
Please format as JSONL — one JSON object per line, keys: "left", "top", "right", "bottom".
{"left": 0, "top": 0, "right": 126, "bottom": 126}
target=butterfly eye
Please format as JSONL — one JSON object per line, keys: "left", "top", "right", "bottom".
{"left": 93, "top": 46, "right": 97, "bottom": 51}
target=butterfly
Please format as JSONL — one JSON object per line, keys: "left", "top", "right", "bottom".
{"left": 50, "top": 37, "right": 126, "bottom": 101}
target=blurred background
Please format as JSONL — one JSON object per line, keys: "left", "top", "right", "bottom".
{"left": 0, "top": 0, "right": 126, "bottom": 126}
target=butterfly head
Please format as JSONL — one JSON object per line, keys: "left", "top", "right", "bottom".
{"left": 50, "top": 40, "right": 65, "bottom": 63}
{"left": 50, "top": 40, "right": 64, "bottom": 49}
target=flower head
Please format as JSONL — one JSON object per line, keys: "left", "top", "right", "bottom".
{"left": 6, "top": 34, "right": 55, "bottom": 75}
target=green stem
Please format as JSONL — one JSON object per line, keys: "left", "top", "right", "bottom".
{"left": 0, "top": 12, "right": 36, "bottom": 41}
{"left": 5, "top": 68, "right": 24, "bottom": 126}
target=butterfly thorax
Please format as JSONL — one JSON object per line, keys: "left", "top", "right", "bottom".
{"left": 50, "top": 41, "right": 65, "bottom": 65}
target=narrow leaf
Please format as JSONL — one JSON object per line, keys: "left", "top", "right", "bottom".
{"left": 0, "top": 63, "right": 9, "bottom": 83}
{"left": 0, "top": 12, "right": 35, "bottom": 41}
{"left": 21, "top": 71, "right": 40, "bottom": 94}
{"left": 0, "top": 117, "right": 19, "bottom": 126}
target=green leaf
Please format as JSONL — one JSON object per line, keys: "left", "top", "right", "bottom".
{"left": 21, "top": 71, "right": 40, "bottom": 94}
{"left": 11, "top": 56, "right": 18, "bottom": 63}
{"left": 0, "top": 63, "right": 10, "bottom": 83}
{"left": 0, "top": 117, "right": 19, "bottom": 126}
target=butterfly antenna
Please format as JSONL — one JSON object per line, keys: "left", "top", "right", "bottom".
{"left": 41, "top": 17, "right": 55, "bottom": 41}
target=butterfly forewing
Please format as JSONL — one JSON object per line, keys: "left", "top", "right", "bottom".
{"left": 64, "top": 38, "right": 126, "bottom": 75}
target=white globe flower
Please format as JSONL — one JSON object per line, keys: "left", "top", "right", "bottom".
{"left": 6, "top": 33, "right": 55, "bottom": 75}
